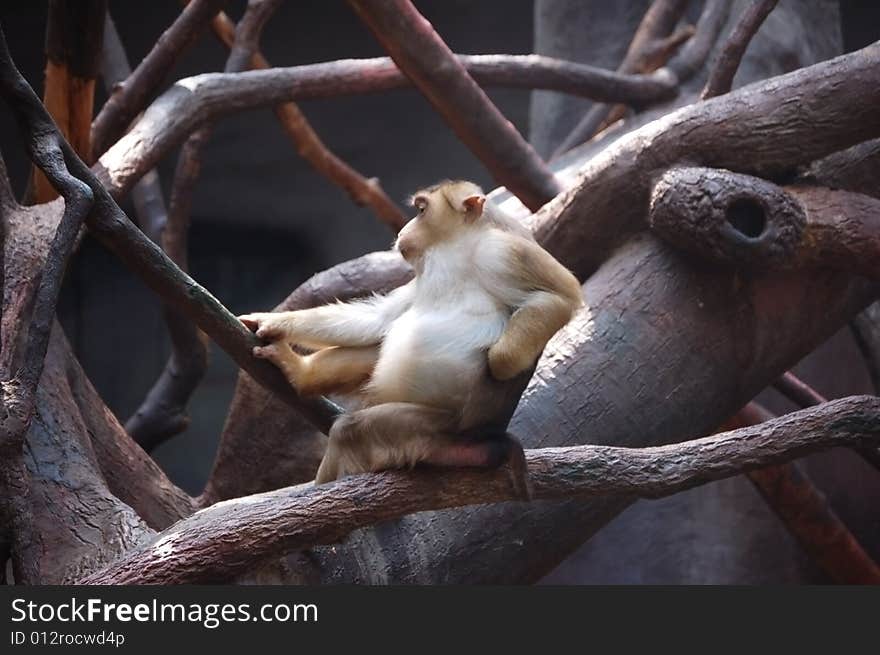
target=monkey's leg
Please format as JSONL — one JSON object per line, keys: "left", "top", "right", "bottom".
{"left": 253, "top": 342, "right": 378, "bottom": 395}
{"left": 316, "top": 404, "right": 532, "bottom": 500}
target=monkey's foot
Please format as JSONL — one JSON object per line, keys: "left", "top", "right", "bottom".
{"left": 425, "top": 437, "right": 533, "bottom": 501}
{"left": 252, "top": 340, "right": 296, "bottom": 366}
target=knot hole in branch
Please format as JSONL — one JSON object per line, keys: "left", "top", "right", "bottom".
{"left": 726, "top": 198, "right": 766, "bottom": 239}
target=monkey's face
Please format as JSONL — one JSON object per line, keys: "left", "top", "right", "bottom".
{"left": 395, "top": 184, "right": 486, "bottom": 265}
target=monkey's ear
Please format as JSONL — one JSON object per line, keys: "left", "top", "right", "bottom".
{"left": 462, "top": 195, "right": 485, "bottom": 222}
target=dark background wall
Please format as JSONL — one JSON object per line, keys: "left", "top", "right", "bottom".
{"left": 1, "top": 1, "right": 878, "bottom": 583}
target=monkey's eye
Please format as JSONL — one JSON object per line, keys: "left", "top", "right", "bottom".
{"left": 413, "top": 195, "right": 428, "bottom": 214}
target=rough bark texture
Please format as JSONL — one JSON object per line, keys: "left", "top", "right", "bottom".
{"left": 84, "top": 396, "right": 880, "bottom": 584}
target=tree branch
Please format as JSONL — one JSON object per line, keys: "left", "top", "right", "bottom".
{"left": 90, "top": 51, "right": 686, "bottom": 203}
{"left": 0, "top": 27, "right": 98, "bottom": 582}
{"left": 649, "top": 167, "right": 880, "bottom": 278}
{"left": 702, "top": 0, "right": 779, "bottom": 99}
{"left": 347, "top": 0, "right": 559, "bottom": 211}
{"left": 552, "top": 0, "right": 693, "bottom": 157}
{"left": 81, "top": 396, "right": 880, "bottom": 584}
{"left": 89, "top": 0, "right": 225, "bottom": 161}
{"left": 99, "top": 12, "right": 208, "bottom": 451}
{"left": 852, "top": 302, "right": 880, "bottom": 395}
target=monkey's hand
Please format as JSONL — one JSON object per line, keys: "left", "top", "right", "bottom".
{"left": 239, "top": 311, "right": 299, "bottom": 341}
{"left": 487, "top": 338, "right": 539, "bottom": 381}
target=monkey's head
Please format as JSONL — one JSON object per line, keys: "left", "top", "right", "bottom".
{"left": 395, "top": 180, "right": 486, "bottom": 264}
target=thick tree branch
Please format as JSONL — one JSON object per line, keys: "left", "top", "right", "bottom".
{"left": 722, "top": 402, "right": 880, "bottom": 584}
{"left": 702, "top": 0, "right": 779, "bottom": 99}
{"left": 649, "top": 167, "right": 880, "bottom": 278}
{"left": 82, "top": 396, "right": 880, "bottom": 584}
{"left": 0, "top": 35, "right": 95, "bottom": 404}
{"left": 348, "top": 0, "right": 559, "bottom": 211}
{"left": 89, "top": 0, "right": 225, "bottom": 160}
{"left": 0, "top": 27, "right": 100, "bottom": 581}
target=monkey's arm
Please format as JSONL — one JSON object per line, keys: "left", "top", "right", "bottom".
{"left": 487, "top": 238, "right": 583, "bottom": 381}
{"left": 240, "top": 281, "right": 415, "bottom": 349}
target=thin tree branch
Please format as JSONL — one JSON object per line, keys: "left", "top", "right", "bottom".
{"left": 99, "top": 12, "right": 209, "bottom": 451}
{"left": 347, "top": 0, "right": 560, "bottom": 211}
{"left": 89, "top": 0, "right": 225, "bottom": 161}
{"left": 208, "top": 7, "right": 674, "bottom": 229}
{"left": 722, "top": 402, "right": 880, "bottom": 584}
{"left": 552, "top": 0, "right": 693, "bottom": 157}
{"left": 774, "top": 371, "right": 828, "bottom": 408}
{"left": 102, "top": 13, "right": 208, "bottom": 452}
{"left": 81, "top": 396, "right": 880, "bottom": 584}
{"left": 852, "top": 302, "right": 880, "bottom": 395}
{"left": 0, "top": 38, "right": 95, "bottom": 401}
{"left": 702, "top": 0, "right": 779, "bottom": 99}
{"left": 100, "top": 14, "right": 169, "bottom": 240}
{"left": 774, "top": 366, "right": 880, "bottom": 473}
{"left": 554, "top": 0, "right": 731, "bottom": 157}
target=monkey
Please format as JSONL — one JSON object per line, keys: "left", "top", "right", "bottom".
{"left": 239, "top": 180, "right": 582, "bottom": 497}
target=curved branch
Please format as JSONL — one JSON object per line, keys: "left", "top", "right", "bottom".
{"left": 552, "top": 0, "right": 694, "bottom": 157}
{"left": 702, "top": 0, "right": 779, "bottom": 99}
{"left": 90, "top": 0, "right": 225, "bottom": 160}
{"left": 93, "top": 51, "right": 679, "bottom": 204}
{"left": 82, "top": 396, "right": 880, "bottom": 584}
{"left": 649, "top": 167, "right": 880, "bottom": 278}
